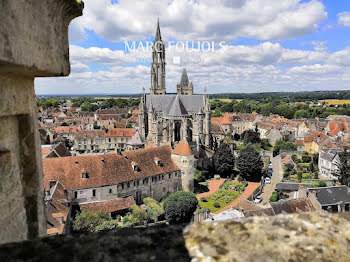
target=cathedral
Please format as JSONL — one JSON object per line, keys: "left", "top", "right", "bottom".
{"left": 139, "top": 20, "right": 211, "bottom": 150}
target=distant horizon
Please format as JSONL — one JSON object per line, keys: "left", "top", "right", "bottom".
{"left": 35, "top": 89, "right": 350, "bottom": 97}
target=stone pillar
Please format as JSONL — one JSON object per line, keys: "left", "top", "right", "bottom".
{"left": 0, "top": 0, "right": 83, "bottom": 244}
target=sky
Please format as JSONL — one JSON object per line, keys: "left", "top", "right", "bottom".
{"left": 36, "top": 0, "right": 350, "bottom": 95}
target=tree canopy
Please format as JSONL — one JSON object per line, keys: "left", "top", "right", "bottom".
{"left": 237, "top": 145, "right": 263, "bottom": 181}
{"left": 163, "top": 191, "right": 198, "bottom": 224}
{"left": 73, "top": 209, "right": 115, "bottom": 232}
{"left": 212, "top": 143, "right": 235, "bottom": 177}
{"left": 143, "top": 197, "right": 164, "bottom": 222}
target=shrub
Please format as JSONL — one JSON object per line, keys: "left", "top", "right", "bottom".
{"left": 143, "top": 197, "right": 164, "bottom": 222}
{"left": 302, "top": 155, "right": 312, "bottom": 163}
{"left": 270, "top": 192, "right": 278, "bottom": 202}
{"left": 214, "top": 202, "right": 221, "bottom": 208}
{"left": 318, "top": 180, "right": 327, "bottom": 187}
{"left": 201, "top": 197, "right": 208, "bottom": 202}
{"left": 163, "top": 191, "right": 198, "bottom": 224}
{"left": 94, "top": 220, "right": 119, "bottom": 232}
{"left": 73, "top": 209, "right": 111, "bottom": 232}
{"left": 123, "top": 205, "right": 149, "bottom": 226}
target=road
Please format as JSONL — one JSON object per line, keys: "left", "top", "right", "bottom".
{"left": 260, "top": 155, "right": 283, "bottom": 205}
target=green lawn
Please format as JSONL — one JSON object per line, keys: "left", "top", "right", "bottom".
{"left": 198, "top": 181, "right": 245, "bottom": 213}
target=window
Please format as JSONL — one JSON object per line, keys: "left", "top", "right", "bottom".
{"left": 155, "top": 159, "right": 163, "bottom": 167}
{"left": 121, "top": 183, "right": 124, "bottom": 190}
{"left": 82, "top": 171, "right": 88, "bottom": 178}
{"left": 92, "top": 189, "right": 96, "bottom": 197}
{"left": 163, "top": 187, "right": 166, "bottom": 192}
{"left": 109, "top": 188, "right": 112, "bottom": 194}
{"left": 74, "top": 191, "right": 78, "bottom": 198}
{"left": 127, "top": 182, "right": 130, "bottom": 188}
{"left": 133, "top": 164, "right": 141, "bottom": 172}
{"left": 169, "top": 173, "right": 172, "bottom": 179}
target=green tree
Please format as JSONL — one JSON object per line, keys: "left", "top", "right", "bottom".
{"left": 123, "top": 205, "right": 149, "bottom": 226}
{"left": 143, "top": 197, "right": 164, "bottom": 222}
{"left": 241, "top": 129, "right": 261, "bottom": 144}
{"left": 212, "top": 107, "right": 222, "bottom": 117}
{"left": 297, "top": 171, "right": 303, "bottom": 182}
{"left": 94, "top": 220, "right": 119, "bottom": 231}
{"left": 73, "top": 209, "right": 112, "bottom": 232}
{"left": 212, "top": 143, "right": 235, "bottom": 177}
{"left": 237, "top": 145, "right": 263, "bottom": 181}
{"left": 163, "top": 191, "right": 198, "bottom": 224}
{"left": 294, "top": 109, "right": 309, "bottom": 119}
{"left": 274, "top": 139, "right": 297, "bottom": 156}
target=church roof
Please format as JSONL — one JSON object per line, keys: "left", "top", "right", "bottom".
{"left": 179, "top": 68, "right": 189, "bottom": 87}
{"left": 145, "top": 94, "right": 204, "bottom": 114}
{"left": 172, "top": 140, "right": 193, "bottom": 156}
{"left": 168, "top": 95, "right": 188, "bottom": 116}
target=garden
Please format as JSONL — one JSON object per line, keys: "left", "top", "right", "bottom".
{"left": 197, "top": 180, "right": 247, "bottom": 213}
{"left": 283, "top": 154, "right": 320, "bottom": 182}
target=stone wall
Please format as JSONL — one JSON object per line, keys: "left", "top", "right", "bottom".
{"left": 0, "top": 212, "right": 350, "bottom": 261}
{"left": 0, "top": 0, "right": 83, "bottom": 244}
{"left": 72, "top": 171, "right": 182, "bottom": 204}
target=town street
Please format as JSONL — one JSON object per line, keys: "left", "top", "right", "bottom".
{"left": 261, "top": 155, "right": 283, "bottom": 205}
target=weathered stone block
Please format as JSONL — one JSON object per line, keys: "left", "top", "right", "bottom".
{"left": 0, "top": 0, "right": 83, "bottom": 76}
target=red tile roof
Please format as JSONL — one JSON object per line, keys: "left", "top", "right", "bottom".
{"left": 105, "top": 128, "right": 136, "bottom": 138}
{"left": 55, "top": 126, "right": 81, "bottom": 134}
{"left": 80, "top": 196, "right": 135, "bottom": 213}
{"left": 172, "top": 140, "right": 193, "bottom": 156}
{"left": 211, "top": 117, "right": 231, "bottom": 125}
{"left": 43, "top": 146, "right": 179, "bottom": 190}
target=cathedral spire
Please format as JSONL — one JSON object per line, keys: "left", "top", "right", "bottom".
{"left": 150, "top": 19, "right": 166, "bottom": 95}
{"left": 179, "top": 68, "right": 189, "bottom": 87}
{"left": 155, "top": 18, "right": 162, "bottom": 42}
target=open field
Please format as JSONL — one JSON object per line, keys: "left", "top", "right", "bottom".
{"left": 210, "top": 98, "right": 232, "bottom": 103}
{"left": 319, "top": 99, "right": 350, "bottom": 105}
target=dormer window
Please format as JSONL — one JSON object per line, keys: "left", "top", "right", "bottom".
{"left": 132, "top": 161, "right": 141, "bottom": 172}
{"left": 82, "top": 169, "right": 89, "bottom": 178}
{"left": 154, "top": 157, "right": 163, "bottom": 167}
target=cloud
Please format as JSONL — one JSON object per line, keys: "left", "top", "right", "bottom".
{"left": 338, "top": 12, "right": 350, "bottom": 27}
{"left": 73, "top": 0, "right": 327, "bottom": 42}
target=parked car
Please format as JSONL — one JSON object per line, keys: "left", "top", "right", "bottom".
{"left": 265, "top": 177, "right": 271, "bottom": 184}
{"left": 253, "top": 196, "right": 263, "bottom": 204}
{"left": 267, "top": 169, "right": 273, "bottom": 177}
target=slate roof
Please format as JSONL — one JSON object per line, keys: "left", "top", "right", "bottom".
{"left": 275, "top": 182, "right": 311, "bottom": 191}
{"left": 168, "top": 95, "right": 188, "bottom": 116}
{"left": 145, "top": 94, "right": 204, "bottom": 115}
{"left": 307, "top": 186, "right": 350, "bottom": 206}
{"left": 179, "top": 68, "right": 189, "bottom": 87}
{"left": 320, "top": 152, "right": 337, "bottom": 162}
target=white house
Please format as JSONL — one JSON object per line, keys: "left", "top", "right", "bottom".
{"left": 318, "top": 150, "right": 341, "bottom": 179}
